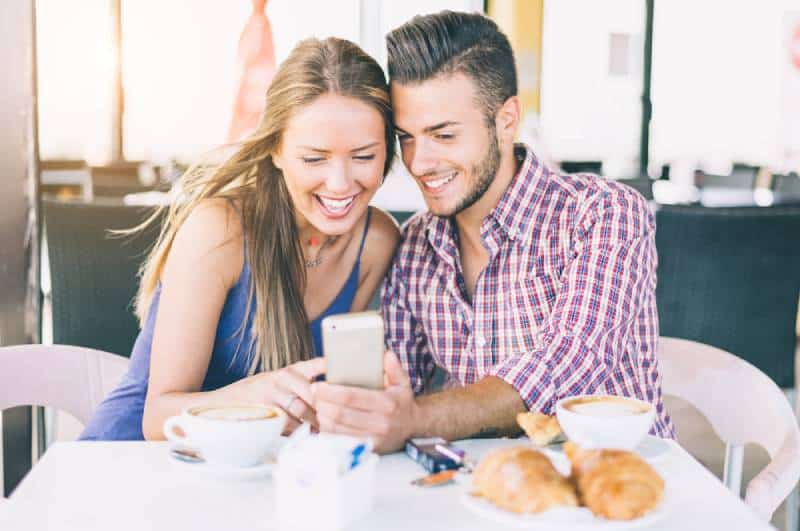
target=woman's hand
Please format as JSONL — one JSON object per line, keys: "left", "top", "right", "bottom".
{"left": 241, "top": 358, "right": 326, "bottom": 434}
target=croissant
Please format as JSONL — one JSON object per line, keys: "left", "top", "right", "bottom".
{"left": 472, "top": 447, "right": 579, "bottom": 514}
{"left": 564, "top": 442, "right": 664, "bottom": 520}
{"left": 516, "top": 412, "right": 563, "bottom": 447}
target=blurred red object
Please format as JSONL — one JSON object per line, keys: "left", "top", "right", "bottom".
{"left": 227, "top": 0, "right": 276, "bottom": 143}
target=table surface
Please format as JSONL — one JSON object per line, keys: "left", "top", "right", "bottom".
{"left": 2, "top": 438, "right": 774, "bottom": 531}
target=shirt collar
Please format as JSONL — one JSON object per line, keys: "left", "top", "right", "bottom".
{"left": 486, "top": 144, "right": 546, "bottom": 242}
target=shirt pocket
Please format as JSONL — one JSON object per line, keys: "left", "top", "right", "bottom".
{"left": 503, "top": 275, "right": 558, "bottom": 354}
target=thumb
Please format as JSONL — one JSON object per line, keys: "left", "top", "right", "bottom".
{"left": 293, "top": 357, "right": 326, "bottom": 380}
{"left": 384, "top": 350, "right": 409, "bottom": 389}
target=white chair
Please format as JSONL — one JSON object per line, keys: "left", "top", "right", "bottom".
{"left": 659, "top": 336, "right": 800, "bottom": 527}
{"left": 0, "top": 344, "right": 128, "bottom": 497}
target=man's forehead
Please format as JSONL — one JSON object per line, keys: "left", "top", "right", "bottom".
{"left": 390, "top": 73, "right": 481, "bottom": 130}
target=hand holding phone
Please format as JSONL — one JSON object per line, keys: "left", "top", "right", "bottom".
{"left": 321, "top": 311, "right": 384, "bottom": 390}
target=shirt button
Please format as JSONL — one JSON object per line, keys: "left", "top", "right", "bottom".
{"left": 476, "top": 335, "right": 487, "bottom": 348}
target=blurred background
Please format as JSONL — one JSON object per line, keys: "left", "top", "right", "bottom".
{"left": 2, "top": 2, "right": 800, "bottom": 527}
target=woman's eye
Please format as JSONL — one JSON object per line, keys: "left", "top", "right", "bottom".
{"left": 301, "top": 157, "right": 324, "bottom": 164}
{"left": 354, "top": 154, "right": 376, "bottom": 161}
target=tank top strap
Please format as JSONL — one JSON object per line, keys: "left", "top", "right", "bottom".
{"left": 355, "top": 206, "right": 372, "bottom": 264}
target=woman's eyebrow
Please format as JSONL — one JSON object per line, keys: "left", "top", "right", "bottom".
{"left": 298, "top": 142, "right": 379, "bottom": 153}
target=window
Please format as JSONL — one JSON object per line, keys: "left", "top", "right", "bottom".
{"left": 539, "top": 0, "right": 645, "bottom": 176}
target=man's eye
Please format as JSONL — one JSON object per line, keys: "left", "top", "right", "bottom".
{"left": 436, "top": 133, "right": 455, "bottom": 140}
{"left": 397, "top": 134, "right": 412, "bottom": 143}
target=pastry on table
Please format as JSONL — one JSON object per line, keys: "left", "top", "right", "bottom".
{"left": 516, "top": 411, "right": 563, "bottom": 447}
{"left": 472, "top": 447, "right": 579, "bottom": 514}
{"left": 564, "top": 442, "right": 664, "bottom": 520}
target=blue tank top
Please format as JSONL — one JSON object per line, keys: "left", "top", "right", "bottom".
{"left": 80, "top": 209, "right": 372, "bottom": 441}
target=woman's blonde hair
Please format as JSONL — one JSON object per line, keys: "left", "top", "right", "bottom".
{"left": 134, "top": 37, "right": 394, "bottom": 374}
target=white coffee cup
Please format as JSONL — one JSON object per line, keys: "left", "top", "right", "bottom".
{"left": 555, "top": 394, "right": 655, "bottom": 450}
{"left": 164, "top": 404, "right": 286, "bottom": 467}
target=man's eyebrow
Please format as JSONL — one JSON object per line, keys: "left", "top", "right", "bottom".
{"left": 394, "top": 121, "right": 461, "bottom": 136}
{"left": 423, "top": 121, "right": 460, "bottom": 134}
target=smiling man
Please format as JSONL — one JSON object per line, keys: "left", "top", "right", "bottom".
{"left": 312, "top": 10, "right": 675, "bottom": 452}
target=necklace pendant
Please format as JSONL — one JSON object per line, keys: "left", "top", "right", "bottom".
{"left": 305, "top": 257, "right": 322, "bottom": 268}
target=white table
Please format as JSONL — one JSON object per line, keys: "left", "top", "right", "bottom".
{"left": 2, "top": 439, "right": 774, "bottom": 530}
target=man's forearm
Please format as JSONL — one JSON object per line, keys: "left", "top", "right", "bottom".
{"left": 411, "top": 376, "right": 527, "bottom": 441}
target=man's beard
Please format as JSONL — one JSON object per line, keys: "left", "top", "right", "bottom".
{"left": 450, "top": 126, "right": 501, "bottom": 216}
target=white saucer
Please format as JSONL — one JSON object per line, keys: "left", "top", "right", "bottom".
{"left": 168, "top": 451, "right": 276, "bottom": 481}
{"left": 461, "top": 449, "right": 673, "bottom": 529}
{"left": 461, "top": 491, "right": 670, "bottom": 530}
{"left": 543, "top": 435, "right": 672, "bottom": 463}
{"left": 635, "top": 435, "right": 672, "bottom": 462}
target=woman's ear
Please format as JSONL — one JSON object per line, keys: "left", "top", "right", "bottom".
{"left": 272, "top": 152, "right": 284, "bottom": 171}
{"left": 495, "top": 96, "right": 521, "bottom": 146}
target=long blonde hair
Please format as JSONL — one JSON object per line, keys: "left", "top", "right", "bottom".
{"left": 134, "top": 38, "right": 394, "bottom": 374}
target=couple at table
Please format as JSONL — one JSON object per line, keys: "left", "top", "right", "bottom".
{"left": 81, "top": 10, "right": 674, "bottom": 451}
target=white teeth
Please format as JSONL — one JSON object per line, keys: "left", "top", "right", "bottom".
{"left": 424, "top": 172, "right": 456, "bottom": 190}
{"left": 319, "top": 196, "right": 354, "bottom": 211}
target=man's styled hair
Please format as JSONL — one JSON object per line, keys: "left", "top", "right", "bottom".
{"left": 386, "top": 10, "right": 517, "bottom": 122}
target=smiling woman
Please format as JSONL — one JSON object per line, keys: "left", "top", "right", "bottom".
{"left": 78, "top": 37, "right": 400, "bottom": 442}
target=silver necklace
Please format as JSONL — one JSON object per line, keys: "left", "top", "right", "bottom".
{"left": 304, "top": 236, "right": 337, "bottom": 268}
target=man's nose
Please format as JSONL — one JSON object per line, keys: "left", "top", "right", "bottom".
{"left": 406, "top": 139, "right": 438, "bottom": 178}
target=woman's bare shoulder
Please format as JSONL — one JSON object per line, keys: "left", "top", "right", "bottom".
{"left": 165, "top": 198, "right": 245, "bottom": 288}
{"left": 360, "top": 207, "right": 400, "bottom": 274}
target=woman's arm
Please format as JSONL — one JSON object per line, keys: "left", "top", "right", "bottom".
{"left": 349, "top": 208, "right": 401, "bottom": 312}
{"left": 141, "top": 200, "right": 322, "bottom": 439}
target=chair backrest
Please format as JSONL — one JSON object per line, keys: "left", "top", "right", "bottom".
{"left": 560, "top": 160, "right": 603, "bottom": 175}
{"left": 0, "top": 344, "right": 128, "bottom": 425}
{"left": 698, "top": 169, "right": 757, "bottom": 189}
{"left": 658, "top": 336, "right": 800, "bottom": 519}
{"left": 44, "top": 199, "right": 162, "bottom": 356}
{"left": 655, "top": 204, "right": 800, "bottom": 387}
{"left": 774, "top": 173, "right": 800, "bottom": 196}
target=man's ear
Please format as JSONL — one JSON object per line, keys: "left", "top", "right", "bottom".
{"left": 495, "top": 95, "right": 521, "bottom": 146}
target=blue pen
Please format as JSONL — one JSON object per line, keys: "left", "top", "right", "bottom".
{"left": 350, "top": 443, "right": 367, "bottom": 470}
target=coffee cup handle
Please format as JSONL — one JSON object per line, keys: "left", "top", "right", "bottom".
{"left": 163, "top": 416, "right": 188, "bottom": 443}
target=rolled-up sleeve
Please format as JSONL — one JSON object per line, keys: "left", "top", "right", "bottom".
{"left": 489, "top": 188, "right": 658, "bottom": 413}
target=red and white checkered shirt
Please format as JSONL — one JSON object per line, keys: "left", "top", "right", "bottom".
{"left": 382, "top": 145, "right": 674, "bottom": 438}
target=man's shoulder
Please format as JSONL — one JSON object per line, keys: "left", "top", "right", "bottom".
{"left": 394, "top": 210, "right": 434, "bottom": 258}
{"left": 546, "top": 171, "right": 651, "bottom": 218}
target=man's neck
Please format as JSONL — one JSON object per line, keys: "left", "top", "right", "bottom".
{"left": 454, "top": 145, "right": 520, "bottom": 244}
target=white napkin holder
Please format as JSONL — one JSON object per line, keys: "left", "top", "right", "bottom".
{"left": 275, "top": 433, "right": 378, "bottom": 530}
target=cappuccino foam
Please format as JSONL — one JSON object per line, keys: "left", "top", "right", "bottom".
{"left": 190, "top": 406, "right": 277, "bottom": 421}
{"left": 563, "top": 396, "right": 650, "bottom": 417}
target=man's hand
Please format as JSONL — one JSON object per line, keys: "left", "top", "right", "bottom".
{"left": 312, "top": 350, "right": 418, "bottom": 454}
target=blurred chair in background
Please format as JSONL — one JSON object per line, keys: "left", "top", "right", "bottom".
{"left": 774, "top": 174, "right": 800, "bottom": 197}
{"left": 697, "top": 164, "right": 759, "bottom": 189}
{"left": 43, "top": 200, "right": 162, "bottom": 357}
{"left": 655, "top": 204, "right": 800, "bottom": 393}
{"left": 659, "top": 337, "right": 800, "bottom": 529}
{"left": 0, "top": 344, "right": 128, "bottom": 497}
{"left": 560, "top": 160, "right": 603, "bottom": 175}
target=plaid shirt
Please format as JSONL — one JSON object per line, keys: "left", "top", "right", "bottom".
{"left": 382, "top": 145, "right": 674, "bottom": 438}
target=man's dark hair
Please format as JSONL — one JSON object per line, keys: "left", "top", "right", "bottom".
{"left": 386, "top": 10, "right": 517, "bottom": 122}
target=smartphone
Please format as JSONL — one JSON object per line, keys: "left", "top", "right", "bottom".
{"left": 322, "top": 311, "right": 384, "bottom": 390}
